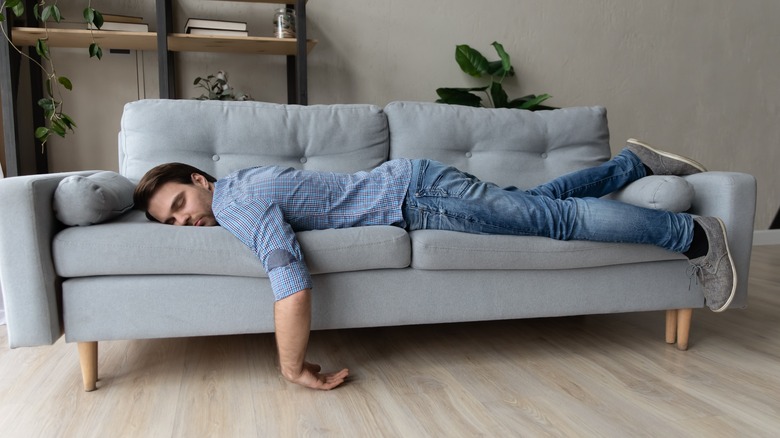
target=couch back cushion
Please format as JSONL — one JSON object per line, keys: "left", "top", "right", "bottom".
{"left": 119, "top": 100, "right": 390, "bottom": 182}
{"left": 386, "top": 102, "right": 611, "bottom": 188}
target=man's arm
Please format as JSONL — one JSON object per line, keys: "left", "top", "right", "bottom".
{"left": 274, "top": 288, "right": 350, "bottom": 390}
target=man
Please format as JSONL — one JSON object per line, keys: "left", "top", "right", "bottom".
{"left": 133, "top": 139, "right": 736, "bottom": 391}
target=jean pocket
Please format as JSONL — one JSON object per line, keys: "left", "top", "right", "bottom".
{"left": 416, "top": 162, "right": 472, "bottom": 198}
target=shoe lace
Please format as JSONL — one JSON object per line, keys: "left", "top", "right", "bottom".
{"left": 687, "top": 263, "right": 705, "bottom": 290}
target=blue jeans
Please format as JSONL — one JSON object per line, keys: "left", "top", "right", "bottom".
{"left": 402, "top": 149, "right": 694, "bottom": 253}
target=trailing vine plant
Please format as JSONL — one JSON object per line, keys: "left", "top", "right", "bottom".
{"left": 1, "top": 0, "right": 104, "bottom": 148}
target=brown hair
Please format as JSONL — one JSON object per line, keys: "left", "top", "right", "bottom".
{"left": 133, "top": 162, "right": 217, "bottom": 222}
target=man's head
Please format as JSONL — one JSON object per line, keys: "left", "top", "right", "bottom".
{"left": 133, "top": 163, "right": 218, "bottom": 226}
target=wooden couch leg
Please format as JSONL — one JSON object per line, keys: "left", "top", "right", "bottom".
{"left": 675, "top": 309, "right": 693, "bottom": 351}
{"left": 78, "top": 342, "right": 98, "bottom": 392}
{"left": 665, "top": 309, "right": 678, "bottom": 344}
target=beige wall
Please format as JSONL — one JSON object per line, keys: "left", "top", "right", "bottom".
{"left": 40, "top": 0, "right": 779, "bottom": 227}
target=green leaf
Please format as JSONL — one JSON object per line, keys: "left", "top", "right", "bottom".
{"left": 51, "top": 119, "right": 68, "bottom": 137}
{"left": 193, "top": 77, "right": 203, "bottom": 85}
{"left": 89, "top": 43, "right": 103, "bottom": 59}
{"left": 92, "top": 10, "right": 104, "bottom": 29}
{"left": 455, "top": 45, "right": 489, "bottom": 78}
{"left": 51, "top": 5, "right": 63, "bottom": 23}
{"left": 435, "top": 88, "right": 483, "bottom": 107}
{"left": 490, "top": 82, "right": 509, "bottom": 108}
{"left": 37, "top": 98, "right": 57, "bottom": 119}
{"left": 491, "top": 42, "right": 511, "bottom": 77}
{"left": 41, "top": 5, "right": 52, "bottom": 22}
{"left": 83, "top": 7, "right": 95, "bottom": 24}
{"left": 439, "top": 86, "right": 489, "bottom": 93}
{"left": 35, "top": 127, "right": 50, "bottom": 141}
{"left": 37, "top": 97, "right": 55, "bottom": 111}
{"left": 509, "top": 94, "right": 553, "bottom": 110}
{"left": 61, "top": 113, "right": 77, "bottom": 129}
{"left": 84, "top": 8, "right": 104, "bottom": 29}
{"left": 84, "top": 7, "right": 103, "bottom": 29}
{"left": 58, "top": 76, "right": 73, "bottom": 91}
{"left": 11, "top": 0, "right": 24, "bottom": 17}
{"left": 35, "top": 39, "right": 50, "bottom": 59}
{"left": 487, "top": 60, "right": 514, "bottom": 77}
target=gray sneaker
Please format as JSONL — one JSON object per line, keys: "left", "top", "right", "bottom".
{"left": 688, "top": 217, "right": 737, "bottom": 312}
{"left": 626, "top": 138, "right": 707, "bottom": 176}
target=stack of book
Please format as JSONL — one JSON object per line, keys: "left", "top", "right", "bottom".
{"left": 185, "top": 18, "right": 248, "bottom": 37}
{"left": 92, "top": 14, "right": 149, "bottom": 32}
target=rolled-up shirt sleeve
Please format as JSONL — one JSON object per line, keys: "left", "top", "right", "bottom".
{"left": 216, "top": 198, "right": 312, "bottom": 301}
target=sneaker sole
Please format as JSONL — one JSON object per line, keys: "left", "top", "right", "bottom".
{"left": 627, "top": 138, "right": 708, "bottom": 173}
{"left": 711, "top": 217, "right": 737, "bottom": 312}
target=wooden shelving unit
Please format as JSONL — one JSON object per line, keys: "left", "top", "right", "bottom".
{"left": 1, "top": 0, "right": 315, "bottom": 176}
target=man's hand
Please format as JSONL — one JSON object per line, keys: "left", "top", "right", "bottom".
{"left": 274, "top": 289, "right": 349, "bottom": 390}
{"left": 282, "top": 361, "right": 350, "bottom": 390}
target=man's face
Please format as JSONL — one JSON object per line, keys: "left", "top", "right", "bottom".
{"left": 147, "top": 173, "right": 218, "bottom": 226}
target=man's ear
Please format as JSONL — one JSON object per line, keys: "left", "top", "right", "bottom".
{"left": 191, "top": 173, "right": 210, "bottom": 188}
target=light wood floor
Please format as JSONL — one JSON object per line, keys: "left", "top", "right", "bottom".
{"left": 1, "top": 246, "right": 779, "bottom": 438}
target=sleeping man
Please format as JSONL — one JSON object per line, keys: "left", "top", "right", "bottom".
{"left": 133, "top": 139, "right": 736, "bottom": 390}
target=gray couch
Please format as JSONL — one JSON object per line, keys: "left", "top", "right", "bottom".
{"left": 0, "top": 100, "right": 757, "bottom": 391}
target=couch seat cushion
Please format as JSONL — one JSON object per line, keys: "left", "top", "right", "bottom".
{"left": 53, "top": 211, "right": 410, "bottom": 277}
{"left": 409, "top": 230, "right": 686, "bottom": 271}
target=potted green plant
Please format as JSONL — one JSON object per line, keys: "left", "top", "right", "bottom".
{"left": 193, "top": 71, "right": 251, "bottom": 101}
{"left": 436, "top": 41, "right": 551, "bottom": 110}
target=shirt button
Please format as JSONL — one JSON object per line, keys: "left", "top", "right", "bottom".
{"left": 465, "top": 152, "right": 472, "bottom": 158}
{"left": 212, "top": 154, "right": 220, "bottom": 161}
{"left": 540, "top": 153, "right": 548, "bottom": 159}
{"left": 300, "top": 157, "right": 307, "bottom": 164}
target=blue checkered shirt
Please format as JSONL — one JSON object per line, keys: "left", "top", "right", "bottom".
{"left": 212, "top": 159, "right": 413, "bottom": 301}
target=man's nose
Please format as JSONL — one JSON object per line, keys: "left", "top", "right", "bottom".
{"left": 174, "top": 212, "right": 190, "bottom": 226}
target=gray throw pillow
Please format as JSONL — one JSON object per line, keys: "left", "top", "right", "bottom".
{"left": 54, "top": 171, "right": 136, "bottom": 226}
{"left": 607, "top": 175, "right": 694, "bottom": 212}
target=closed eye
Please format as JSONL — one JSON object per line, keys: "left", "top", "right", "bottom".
{"left": 164, "top": 193, "right": 184, "bottom": 225}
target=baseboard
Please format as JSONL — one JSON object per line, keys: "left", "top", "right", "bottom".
{"left": 753, "top": 229, "right": 780, "bottom": 246}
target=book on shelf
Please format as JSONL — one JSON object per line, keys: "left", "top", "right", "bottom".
{"left": 91, "top": 21, "right": 150, "bottom": 32}
{"left": 100, "top": 14, "right": 144, "bottom": 24}
{"left": 186, "top": 28, "right": 249, "bottom": 37}
{"left": 184, "top": 18, "right": 247, "bottom": 32}
{"left": 46, "top": 21, "right": 89, "bottom": 30}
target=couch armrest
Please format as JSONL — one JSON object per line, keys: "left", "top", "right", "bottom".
{"left": 0, "top": 171, "right": 97, "bottom": 348}
{"left": 684, "top": 172, "right": 757, "bottom": 309}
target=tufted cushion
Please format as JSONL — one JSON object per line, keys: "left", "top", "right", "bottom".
{"left": 119, "top": 100, "right": 390, "bottom": 182}
{"left": 385, "top": 102, "right": 611, "bottom": 189}
{"left": 53, "top": 171, "right": 135, "bottom": 226}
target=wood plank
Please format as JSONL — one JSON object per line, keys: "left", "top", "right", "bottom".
{"left": 11, "top": 27, "right": 158, "bottom": 51}
{"left": 167, "top": 34, "right": 316, "bottom": 55}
